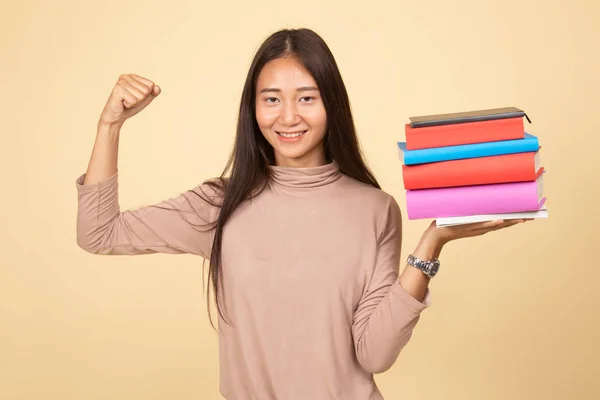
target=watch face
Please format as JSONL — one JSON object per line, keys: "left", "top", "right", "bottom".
{"left": 428, "top": 260, "right": 440, "bottom": 276}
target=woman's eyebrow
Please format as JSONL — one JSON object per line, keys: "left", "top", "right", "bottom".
{"left": 259, "top": 86, "right": 319, "bottom": 93}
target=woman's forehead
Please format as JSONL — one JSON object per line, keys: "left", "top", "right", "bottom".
{"left": 257, "top": 58, "right": 317, "bottom": 91}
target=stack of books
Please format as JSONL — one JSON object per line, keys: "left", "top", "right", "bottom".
{"left": 397, "top": 107, "right": 548, "bottom": 227}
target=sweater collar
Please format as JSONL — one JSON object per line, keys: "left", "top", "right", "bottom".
{"left": 268, "top": 160, "right": 342, "bottom": 189}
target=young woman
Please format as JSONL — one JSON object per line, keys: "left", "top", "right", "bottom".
{"left": 76, "top": 28, "right": 527, "bottom": 399}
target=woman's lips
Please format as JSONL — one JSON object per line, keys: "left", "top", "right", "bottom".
{"left": 276, "top": 130, "right": 307, "bottom": 142}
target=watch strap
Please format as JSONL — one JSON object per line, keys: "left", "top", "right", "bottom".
{"left": 407, "top": 254, "right": 440, "bottom": 278}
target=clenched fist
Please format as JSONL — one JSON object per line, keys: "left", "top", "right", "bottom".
{"left": 99, "top": 74, "right": 161, "bottom": 126}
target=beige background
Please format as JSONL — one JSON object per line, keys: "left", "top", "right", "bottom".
{"left": 2, "top": 0, "right": 599, "bottom": 399}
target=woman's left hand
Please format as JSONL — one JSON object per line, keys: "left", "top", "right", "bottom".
{"left": 424, "top": 218, "right": 532, "bottom": 248}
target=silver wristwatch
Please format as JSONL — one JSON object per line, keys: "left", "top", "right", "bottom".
{"left": 407, "top": 254, "right": 440, "bottom": 278}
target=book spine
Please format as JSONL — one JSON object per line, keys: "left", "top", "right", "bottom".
{"left": 410, "top": 111, "right": 526, "bottom": 128}
{"left": 402, "top": 152, "right": 539, "bottom": 189}
{"left": 405, "top": 117, "right": 524, "bottom": 150}
{"left": 436, "top": 208, "right": 548, "bottom": 226}
{"left": 406, "top": 180, "right": 543, "bottom": 219}
{"left": 401, "top": 134, "right": 539, "bottom": 165}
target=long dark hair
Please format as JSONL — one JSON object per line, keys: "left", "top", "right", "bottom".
{"left": 198, "top": 28, "right": 381, "bottom": 329}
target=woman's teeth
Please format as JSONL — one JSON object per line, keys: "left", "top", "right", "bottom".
{"left": 278, "top": 131, "right": 306, "bottom": 138}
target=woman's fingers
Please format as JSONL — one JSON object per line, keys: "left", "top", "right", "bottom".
{"left": 430, "top": 217, "right": 532, "bottom": 244}
{"left": 444, "top": 219, "right": 503, "bottom": 234}
{"left": 474, "top": 219, "right": 526, "bottom": 234}
{"left": 98, "top": 74, "right": 161, "bottom": 126}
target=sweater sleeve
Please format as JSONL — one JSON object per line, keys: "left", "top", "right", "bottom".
{"left": 352, "top": 195, "right": 432, "bottom": 374}
{"left": 75, "top": 171, "right": 220, "bottom": 258}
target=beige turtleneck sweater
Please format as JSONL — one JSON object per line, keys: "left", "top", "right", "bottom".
{"left": 75, "top": 161, "right": 432, "bottom": 400}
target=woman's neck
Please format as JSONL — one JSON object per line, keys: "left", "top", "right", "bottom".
{"left": 273, "top": 148, "right": 328, "bottom": 168}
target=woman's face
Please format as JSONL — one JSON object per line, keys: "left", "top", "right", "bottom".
{"left": 255, "top": 56, "right": 328, "bottom": 168}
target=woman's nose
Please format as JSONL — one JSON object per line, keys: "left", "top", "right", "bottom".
{"left": 280, "top": 102, "right": 300, "bottom": 125}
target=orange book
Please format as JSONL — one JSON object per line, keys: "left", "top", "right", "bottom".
{"left": 402, "top": 151, "right": 543, "bottom": 190}
{"left": 405, "top": 117, "right": 525, "bottom": 150}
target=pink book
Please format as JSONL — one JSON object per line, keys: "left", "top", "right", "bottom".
{"left": 406, "top": 174, "right": 546, "bottom": 219}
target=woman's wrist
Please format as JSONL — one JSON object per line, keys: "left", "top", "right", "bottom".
{"left": 398, "top": 230, "right": 442, "bottom": 300}
{"left": 413, "top": 229, "right": 445, "bottom": 260}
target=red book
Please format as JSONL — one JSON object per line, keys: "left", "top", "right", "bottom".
{"left": 405, "top": 117, "right": 525, "bottom": 150}
{"left": 402, "top": 151, "right": 543, "bottom": 190}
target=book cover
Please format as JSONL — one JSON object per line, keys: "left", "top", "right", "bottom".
{"left": 405, "top": 116, "right": 525, "bottom": 150}
{"left": 408, "top": 106, "right": 530, "bottom": 128}
{"left": 435, "top": 206, "right": 548, "bottom": 227}
{"left": 402, "top": 151, "right": 543, "bottom": 190}
{"left": 398, "top": 133, "right": 540, "bottom": 165}
{"left": 405, "top": 173, "right": 546, "bottom": 219}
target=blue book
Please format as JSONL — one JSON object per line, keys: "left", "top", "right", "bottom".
{"left": 398, "top": 133, "right": 540, "bottom": 165}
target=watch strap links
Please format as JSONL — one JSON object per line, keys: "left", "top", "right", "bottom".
{"left": 407, "top": 254, "right": 440, "bottom": 278}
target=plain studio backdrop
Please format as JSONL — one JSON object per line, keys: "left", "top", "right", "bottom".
{"left": 1, "top": 1, "right": 598, "bottom": 399}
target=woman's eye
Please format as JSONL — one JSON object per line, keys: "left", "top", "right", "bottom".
{"left": 264, "top": 96, "right": 315, "bottom": 103}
